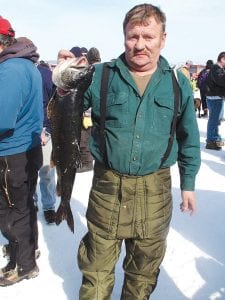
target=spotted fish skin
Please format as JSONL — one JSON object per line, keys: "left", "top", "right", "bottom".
{"left": 48, "top": 65, "right": 94, "bottom": 232}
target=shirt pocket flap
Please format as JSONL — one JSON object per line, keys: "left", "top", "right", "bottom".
{"left": 154, "top": 96, "right": 174, "bottom": 110}
{"left": 106, "top": 92, "right": 128, "bottom": 107}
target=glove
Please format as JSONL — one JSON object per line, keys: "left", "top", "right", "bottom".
{"left": 41, "top": 128, "right": 51, "bottom": 146}
{"left": 83, "top": 116, "right": 93, "bottom": 129}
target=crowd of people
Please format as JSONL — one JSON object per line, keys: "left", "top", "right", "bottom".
{"left": 0, "top": 2, "right": 224, "bottom": 299}
{"left": 178, "top": 54, "right": 225, "bottom": 151}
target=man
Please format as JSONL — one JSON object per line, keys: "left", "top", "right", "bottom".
{"left": 56, "top": 3, "right": 200, "bottom": 299}
{"left": 0, "top": 17, "right": 43, "bottom": 285}
{"left": 179, "top": 59, "right": 193, "bottom": 81}
{"left": 197, "top": 59, "right": 214, "bottom": 118}
{"left": 34, "top": 60, "right": 56, "bottom": 224}
{"left": 87, "top": 47, "right": 101, "bottom": 65}
{"left": 205, "top": 52, "right": 225, "bottom": 150}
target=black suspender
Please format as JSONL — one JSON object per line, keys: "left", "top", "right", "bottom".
{"left": 99, "top": 65, "right": 181, "bottom": 168}
{"left": 99, "top": 63, "right": 110, "bottom": 163}
{"left": 159, "top": 70, "right": 180, "bottom": 168}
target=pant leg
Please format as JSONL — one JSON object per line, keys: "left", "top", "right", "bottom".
{"left": 39, "top": 139, "right": 56, "bottom": 211}
{"left": 219, "top": 100, "right": 224, "bottom": 122}
{"left": 39, "top": 165, "right": 56, "bottom": 210}
{"left": 121, "top": 237, "right": 166, "bottom": 300}
{"left": 206, "top": 98, "right": 223, "bottom": 142}
{"left": 200, "top": 90, "right": 207, "bottom": 110}
{"left": 78, "top": 231, "right": 122, "bottom": 300}
{"left": 0, "top": 146, "right": 42, "bottom": 273}
{"left": 79, "top": 128, "right": 93, "bottom": 169}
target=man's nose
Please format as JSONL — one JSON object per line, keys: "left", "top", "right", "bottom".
{"left": 135, "top": 37, "right": 145, "bottom": 50}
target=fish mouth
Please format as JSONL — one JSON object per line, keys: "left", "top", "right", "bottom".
{"left": 70, "top": 56, "right": 88, "bottom": 70}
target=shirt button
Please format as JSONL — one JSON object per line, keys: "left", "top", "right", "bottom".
{"left": 136, "top": 135, "right": 139, "bottom": 139}
{"left": 133, "top": 156, "right": 137, "bottom": 161}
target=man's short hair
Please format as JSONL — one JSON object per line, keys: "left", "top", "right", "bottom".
{"left": 123, "top": 3, "right": 166, "bottom": 34}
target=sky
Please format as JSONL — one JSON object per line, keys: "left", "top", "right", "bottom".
{"left": 1, "top": 0, "right": 225, "bottom": 65}
{"left": 1, "top": 117, "right": 225, "bottom": 300}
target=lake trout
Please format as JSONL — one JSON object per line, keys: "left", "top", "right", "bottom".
{"left": 48, "top": 59, "right": 94, "bottom": 232}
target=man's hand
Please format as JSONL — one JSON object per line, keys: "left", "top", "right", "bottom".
{"left": 57, "top": 49, "right": 74, "bottom": 63}
{"left": 83, "top": 116, "right": 93, "bottom": 129}
{"left": 180, "top": 191, "right": 196, "bottom": 215}
{"left": 41, "top": 128, "right": 50, "bottom": 146}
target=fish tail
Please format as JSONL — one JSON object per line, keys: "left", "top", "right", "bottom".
{"left": 55, "top": 202, "right": 74, "bottom": 233}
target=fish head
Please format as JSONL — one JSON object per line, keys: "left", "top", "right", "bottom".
{"left": 70, "top": 64, "right": 94, "bottom": 89}
{"left": 52, "top": 57, "right": 94, "bottom": 91}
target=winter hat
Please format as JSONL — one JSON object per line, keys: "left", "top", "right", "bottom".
{"left": 70, "top": 46, "right": 82, "bottom": 58}
{"left": 206, "top": 59, "right": 213, "bottom": 68}
{"left": 0, "top": 16, "right": 15, "bottom": 37}
{"left": 186, "top": 60, "right": 193, "bottom": 65}
{"left": 87, "top": 47, "right": 101, "bottom": 65}
{"left": 81, "top": 47, "right": 88, "bottom": 55}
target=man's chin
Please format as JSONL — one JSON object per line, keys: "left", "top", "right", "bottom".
{"left": 130, "top": 59, "right": 149, "bottom": 69}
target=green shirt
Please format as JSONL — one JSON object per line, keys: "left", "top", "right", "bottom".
{"left": 83, "top": 54, "right": 201, "bottom": 190}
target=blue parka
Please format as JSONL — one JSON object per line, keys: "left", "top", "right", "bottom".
{"left": 0, "top": 57, "right": 43, "bottom": 155}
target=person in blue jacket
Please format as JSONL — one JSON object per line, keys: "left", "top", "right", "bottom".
{"left": 0, "top": 16, "right": 43, "bottom": 285}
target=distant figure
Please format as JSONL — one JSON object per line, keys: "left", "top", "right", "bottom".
{"left": 205, "top": 52, "right": 225, "bottom": 150}
{"left": 0, "top": 16, "right": 42, "bottom": 285}
{"left": 62, "top": 46, "right": 94, "bottom": 172}
{"left": 81, "top": 47, "right": 88, "bottom": 56}
{"left": 35, "top": 61, "right": 57, "bottom": 224}
{"left": 77, "top": 47, "right": 102, "bottom": 173}
{"left": 70, "top": 46, "right": 83, "bottom": 58}
{"left": 87, "top": 47, "right": 101, "bottom": 65}
{"left": 197, "top": 59, "right": 214, "bottom": 117}
{"left": 179, "top": 60, "right": 193, "bottom": 81}
{"left": 190, "top": 72, "right": 201, "bottom": 115}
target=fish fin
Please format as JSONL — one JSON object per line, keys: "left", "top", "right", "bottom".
{"left": 55, "top": 202, "right": 74, "bottom": 233}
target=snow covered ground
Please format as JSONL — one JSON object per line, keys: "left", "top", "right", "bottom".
{"left": 1, "top": 117, "right": 225, "bottom": 300}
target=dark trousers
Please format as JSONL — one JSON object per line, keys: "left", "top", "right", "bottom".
{"left": 200, "top": 89, "right": 207, "bottom": 110}
{"left": 80, "top": 128, "right": 93, "bottom": 167}
{"left": 0, "top": 145, "right": 42, "bottom": 273}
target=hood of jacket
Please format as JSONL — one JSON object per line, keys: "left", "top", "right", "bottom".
{"left": 0, "top": 37, "right": 39, "bottom": 64}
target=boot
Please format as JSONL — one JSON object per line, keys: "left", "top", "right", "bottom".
{"left": 0, "top": 265, "right": 39, "bottom": 286}
{"left": 206, "top": 141, "right": 223, "bottom": 150}
{"left": 0, "top": 262, "right": 16, "bottom": 278}
{"left": 201, "top": 109, "right": 208, "bottom": 118}
{"left": 0, "top": 241, "right": 17, "bottom": 278}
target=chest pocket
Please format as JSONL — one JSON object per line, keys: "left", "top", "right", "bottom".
{"left": 153, "top": 97, "right": 174, "bottom": 134}
{"left": 105, "top": 92, "right": 129, "bottom": 127}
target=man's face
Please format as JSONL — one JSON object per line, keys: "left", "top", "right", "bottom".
{"left": 124, "top": 16, "right": 166, "bottom": 72}
{"left": 220, "top": 57, "right": 225, "bottom": 68}
{"left": 0, "top": 44, "right": 4, "bottom": 54}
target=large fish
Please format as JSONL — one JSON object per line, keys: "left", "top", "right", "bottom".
{"left": 48, "top": 58, "right": 94, "bottom": 232}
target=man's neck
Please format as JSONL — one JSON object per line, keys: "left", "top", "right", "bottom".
{"left": 128, "top": 64, "right": 157, "bottom": 76}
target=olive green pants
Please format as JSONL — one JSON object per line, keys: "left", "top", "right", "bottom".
{"left": 78, "top": 163, "right": 172, "bottom": 300}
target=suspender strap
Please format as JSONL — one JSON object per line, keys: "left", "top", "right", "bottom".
{"left": 100, "top": 63, "right": 110, "bottom": 162}
{"left": 159, "top": 70, "right": 181, "bottom": 168}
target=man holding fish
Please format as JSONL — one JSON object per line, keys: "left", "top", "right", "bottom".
{"left": 53, "top": 3, "right": 200, "bottom": 299}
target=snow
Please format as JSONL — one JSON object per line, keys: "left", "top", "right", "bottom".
{"left": 1, "top": 117, "right": 225, "bottom": 300}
